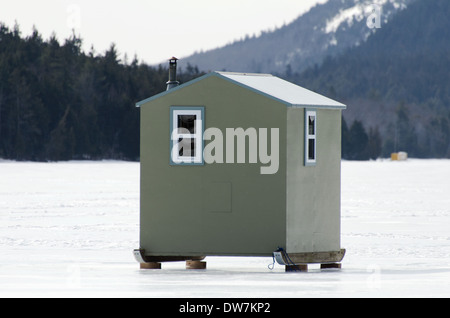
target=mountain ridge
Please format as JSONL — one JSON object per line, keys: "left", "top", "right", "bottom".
{"left": 294, "top": 0, "right": 450, "bottom": 158}
{"left": 181, "top": 0, "right": 450, "bottom": 159}
{"left": 178, "top": 0, "right": 414, "bottom": 74}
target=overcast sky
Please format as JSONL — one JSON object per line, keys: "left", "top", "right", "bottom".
{"left": 1, "top": 0, "right": 326, "bottom": 65}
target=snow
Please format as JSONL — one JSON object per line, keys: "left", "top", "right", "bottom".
{"left": 324, "top": 0, "right": 408, "bottom": 34}
{"left": 325, "top": 4, "right": 365, "bottom": 34}
{"left": 1, "top": 159, "right": 450, "bottom": 298}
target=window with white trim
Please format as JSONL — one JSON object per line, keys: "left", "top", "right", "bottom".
{"left": 305, "top": 109, "right": 316, "bottom": 166}
{"left": 170, "top": 107, "right": 204, "bottom": 165}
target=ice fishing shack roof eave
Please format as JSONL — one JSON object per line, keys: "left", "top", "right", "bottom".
{"left": 135, "top": 71, "right": 346, "bottom": 110}
{"left": 135, "top": 72, "right": 215, "bottom": 107}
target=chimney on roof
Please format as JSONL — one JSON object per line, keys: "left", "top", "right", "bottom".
{"left": 166, "top": 57, "right": 179, "bottom": 90}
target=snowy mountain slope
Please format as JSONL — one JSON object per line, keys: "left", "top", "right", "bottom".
{"left": 178, "top": 0, "right": 414, "bottom": 74}
{"left": 324, "top": 0, "right": 407, "bottom": 34}
{"left": 293, "top": 0, "right": 450, "bottom": 159}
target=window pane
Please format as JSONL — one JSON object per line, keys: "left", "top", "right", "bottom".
{"left": 308, "top": 116, "right": 315, "bottom": 135}
{"left": 178, "top": 115, "right": 196, "bottom": 134}
{"left": 178, "top": 138, "right": 196, "bottom": 157}
{"left": 308, "top": 139, "right": 315, "bottom": 160}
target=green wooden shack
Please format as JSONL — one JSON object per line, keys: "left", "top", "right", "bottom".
{"left": 134, "top": 59, "right": 346, "bottom": 270}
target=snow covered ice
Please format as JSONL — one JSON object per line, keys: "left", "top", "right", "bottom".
{"left": 1, "top": 159, "right": 449, "bottom": 297}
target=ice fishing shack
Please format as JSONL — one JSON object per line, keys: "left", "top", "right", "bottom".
{"left": 133, "top": 58, "right": 346, "bottom": 271}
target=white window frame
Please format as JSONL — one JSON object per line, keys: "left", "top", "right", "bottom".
{"left": 304, "top": 109, "right": 317, "bottom": 166}
{"left": 170, "top": 106, "right": 204, "bottom": 165}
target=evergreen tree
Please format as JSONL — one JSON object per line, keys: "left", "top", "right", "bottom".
{"left": 0, "top": 22, "right": 204, "bottom": 161}
{"left": 366, "top": 127, "right": 382, "bottom": 160}
{"left": 425, "top": 113, "right": 450, "bottom": 158}
{"left": 395, "top": 103, "right": 418, "bottom": 156}
{"left": 348, "top": 120, "right": 369, "bottom": 160}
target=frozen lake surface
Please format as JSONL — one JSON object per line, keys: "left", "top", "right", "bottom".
{"left": 1, "top": 159, "right": 449, "bottom": 297}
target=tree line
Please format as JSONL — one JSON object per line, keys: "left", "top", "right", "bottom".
{"left": 341, "top": 103, "right": 450, "bottom": 160}
{"left": 0, "top": 23, "right": 202, "bottom": 161}
{"left": 3, "top": 22, "right": 447, "bottom": 162}
{"left": 288, "top": 0, "right": 450, "bottom": 160}
{"left": 290, "top": 49, "right": 450, "bottom": 159}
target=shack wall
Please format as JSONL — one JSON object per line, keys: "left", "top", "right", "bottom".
{"left": 286, "top": 107, "right": 342, "bottom": 253}
{"left": 139, "top": 75, "right": 287, "bottom": 257}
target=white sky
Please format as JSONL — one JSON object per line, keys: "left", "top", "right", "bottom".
{"left": 0, "top": 0, "right": 326, "bottom": 65}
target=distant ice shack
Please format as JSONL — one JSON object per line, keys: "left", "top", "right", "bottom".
{"left": 133, "top": 58, "right": 346, "bottom": 271}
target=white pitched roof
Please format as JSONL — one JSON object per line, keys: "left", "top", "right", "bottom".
{"left": 216, "top": 72, "right": 346, "bottom": 109}
{"left": 136, "top": 71, "right": 346, "bottom": 109}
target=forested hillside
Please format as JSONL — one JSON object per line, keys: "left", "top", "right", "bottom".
{"left": 290, "top": 0, "right": 450, "bottom": 159}
{"left": 180, "top": 0, "right": 450, "bottom": 160}
{"left": 179, "top": 0, "right": 414, "bottom": 74}
{"left": 0, "top": 24, "right": 202, "bottom": 161}
{"left": 1, "top": 0, "right": 448, "bottom": 162}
